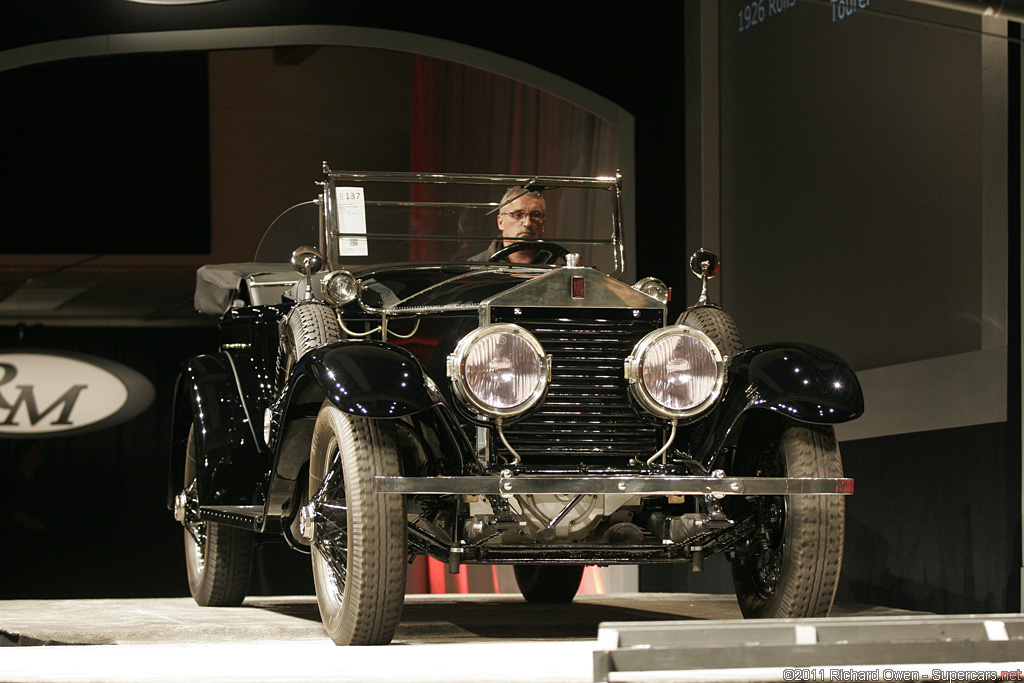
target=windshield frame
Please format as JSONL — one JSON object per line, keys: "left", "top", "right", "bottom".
{"left": 319, "top": 166, "right": 626, "bottom": 279}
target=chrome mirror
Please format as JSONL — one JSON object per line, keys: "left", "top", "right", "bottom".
{"left": 291, "top": 246, "right": 324, "bottom": 302}
{"left": 689, "top": 249, "right": 720, "bottom": 305}
{"left": 291, "top": 246, "right": 324, "bottom": 277}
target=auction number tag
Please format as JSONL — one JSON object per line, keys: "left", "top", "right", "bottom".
{"left": 335, "top": 187, "right": 368, "bottom": 256}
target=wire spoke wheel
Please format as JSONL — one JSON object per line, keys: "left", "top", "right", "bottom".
{"left": 182, "top": 426, "right": 254, "bottom": 607}
{"left": 182, "top": 479, "right": 208, "bottom": 577}
{"left": 310, "top": 452, "right": 349, "bottom": 601}
{"left": 182, "top": 477, "right": 206, "bottom": 564}
{"left": 729, "top": 414, "right": 845, "bottom": 618}
{"left": 747, "top": 434, "right": 786, "bottom": 600}
{"left": 749, "top": 495, "right": 786, "bottom": 598}
{"left": 309, "top": 403, "right": 406, "bottom": 645}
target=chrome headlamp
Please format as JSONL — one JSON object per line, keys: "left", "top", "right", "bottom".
{"left": 625, "top": 326, "right": 725, "bottom": 420}
{"left": 322, "top": 270, "right": 360, "bottom": 305}
{"left": 447, "top": 324, "right": 550, "bottom": 418}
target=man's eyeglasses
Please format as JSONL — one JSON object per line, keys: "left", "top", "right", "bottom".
{"left": 500, "top": 210, "right": 546, "bottom": 222}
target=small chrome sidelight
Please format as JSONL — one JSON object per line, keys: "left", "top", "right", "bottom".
{"left": 633, "top": 276, "right": 670, "bottom": 303}
{"left": 321, "top": 270, "right": 360, "bottom": 305}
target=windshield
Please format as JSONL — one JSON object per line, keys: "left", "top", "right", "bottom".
{"left": 253, "top": 201, "right": 321, "bottom": 265}
{"left": 253, "top": 171, "right": 622, "bottom": 275}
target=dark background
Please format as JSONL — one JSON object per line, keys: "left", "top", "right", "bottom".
{"left": 0, "top": 1, "right": 683, "bottom": 288}
{"left": 1, "top": 52, "right": 211, "bottom": 254}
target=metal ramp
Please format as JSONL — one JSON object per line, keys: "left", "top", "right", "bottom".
{"left": 594, "top": 614, "right": 1024, "bottom": 682}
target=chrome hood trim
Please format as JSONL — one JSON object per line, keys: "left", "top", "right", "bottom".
{"left": 357, "top": 265, "right": 546, "bottom": 316}
{"left": 355, "top": 264, "right": 661, "bottom": 318}
{"left": 482, "top": 265, "right": 664, "bottom": 310}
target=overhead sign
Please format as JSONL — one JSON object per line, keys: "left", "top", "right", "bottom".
{"left": 0, "top": 350, "right": 156, "bottom": 437}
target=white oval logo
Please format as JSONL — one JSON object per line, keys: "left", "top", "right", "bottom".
{"left": 0, "top": 351, "right": 155, "bottom": 436}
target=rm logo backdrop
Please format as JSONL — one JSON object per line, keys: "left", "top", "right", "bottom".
{"left": 0, "top": 350, "right": 155, "bottom": 437}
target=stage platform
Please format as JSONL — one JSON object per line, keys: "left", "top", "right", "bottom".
{"left": 0, "top": 593, "right": 1015, "bottom": 683}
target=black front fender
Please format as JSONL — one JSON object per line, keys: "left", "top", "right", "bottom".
{"left": 264, "top": 340, "right": 470, "bottom": 520}
{"left": 295, "top": 339, "right": 436, "bottom": 418}
{"left": 735, "top": 343, "right": 863, "bottom": 422}
{"left": 169, "top": 353, "right": 266, "bottom": 507}
{"left": 687, "top": 343, "right": 863, "bottom": 467}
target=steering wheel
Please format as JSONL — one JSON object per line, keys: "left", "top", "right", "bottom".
{"left": 487, "top": 240, "right": 570, "bottom": 265}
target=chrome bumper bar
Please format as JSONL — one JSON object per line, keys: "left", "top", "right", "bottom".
{"left": 374, "top": 475, "right": 854, "bottom": 497}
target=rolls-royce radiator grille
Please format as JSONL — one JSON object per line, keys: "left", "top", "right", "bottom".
{"left": 489, "top": 306, "right": 664, "bottom": 465}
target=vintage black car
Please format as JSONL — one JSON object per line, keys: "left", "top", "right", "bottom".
{"left": 170, "top": 168, "right": 863, "bottom": 645}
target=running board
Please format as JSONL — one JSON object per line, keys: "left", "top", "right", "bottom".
{"left": 199, "top": 505, "right": 264, "bottom": 530}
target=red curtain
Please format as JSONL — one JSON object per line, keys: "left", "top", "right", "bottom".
{"left": 407, "top": 55, "right": 619, "bottom": 261}
{"left": 410, "top": 55, "right": 619, "bottom": 176}
{"left": 406, "top": 55, "right": 620, "bottom": 593}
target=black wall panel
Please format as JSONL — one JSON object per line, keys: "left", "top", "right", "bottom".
{"left": 1, "top": 52, "right": 211, "bottom": 254}
{"left": 641, "top": 423, "right": 1022, "bottom": 614}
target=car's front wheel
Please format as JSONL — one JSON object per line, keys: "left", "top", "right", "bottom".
{"left": 183, "top": 426, "right": 254, "bottom": 606}
{"left": 729, "top": 414, "right": 845, "bottom": 618}
{"left": 308, "top": 403, "right": 406, "bottom": 645}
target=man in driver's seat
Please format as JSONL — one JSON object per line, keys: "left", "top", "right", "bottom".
{"left": 467, "top": 186, "right": 553, "bottom": 263}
